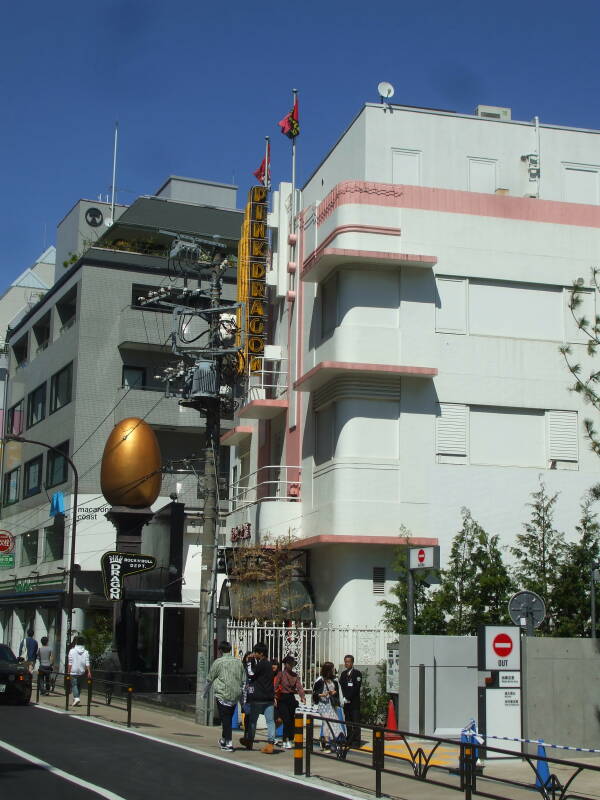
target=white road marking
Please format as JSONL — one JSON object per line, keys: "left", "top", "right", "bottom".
{"left": 0, "top": 737, "right": 127, "bottom": 800}
{"left": 33, "top": 704, "right": 368, "bottom": 800}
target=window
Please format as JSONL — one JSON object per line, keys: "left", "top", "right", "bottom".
{"left": 12, "top": 334, "right": 28, "bottom": 368}
{"left": 33, "top": 312, "right": 51, "bottom": 353}
{"left": 56, "top": 286, "right": 77, "bottom": 332}
{"left": 6, "top": 400, "right": 23, "bottom": 435}
{"left": 468, "top": 158, "right": 497, "bottom": 193}
{"left": 562, "top": 164, "right": 600, "bottom": 204}
{"left": 470, "top": 406, "right": 545, "bottom": 468}
{"left": 3, "top": 467, "right": 20, "bottom": 506}
{"left": 392, "top": 149, "right": 421, "bottom": 185}
{"left": 46, "top": 441, "right": 69, "bottom": 488}
{"left": 546, "top": 410, "right": 578, "bottom": 464}
{"left": 122, "top": 366, "right": 146, "bottom": 388}
{"left": 43, "top": 523, "right": 64, "bottom": 562}
{"left": 20, "top": 530, "right": 39, "bottom": 567}
{"left": 469, "top": 280, "right": 562, "bottom": 341}
{"left": 315, "top": 404, "right": 335, "bottom": 465}
{"left": 26, "top": 383, "right": 46, "bottom": 428}
{"left": 372, "top": 567, "right": 386, "bottom": 595}
{"left": 23, "top": 455, "right": 43, "bottom": 498}
{"left": 435, "top": 277, "right": 467, "bottom": 334}
{"left": 50, "top": 362, "right": 73, "bottom": 413}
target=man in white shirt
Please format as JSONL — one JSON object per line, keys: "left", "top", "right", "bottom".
{"left": 67, "top": 636, "right": 91, "bottom": 707}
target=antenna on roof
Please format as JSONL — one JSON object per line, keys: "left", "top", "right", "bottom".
{"left": 106, "top": 122, "right": 119, "bottom": 227}
{"left": 377, "top": 81, "right": 395, "bottom": 104}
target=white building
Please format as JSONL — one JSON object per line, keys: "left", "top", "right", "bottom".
{"left": 225, "top": 102, "right": 600, "bottom": 628}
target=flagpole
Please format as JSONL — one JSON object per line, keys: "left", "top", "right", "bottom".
{"left": 291, "top": 88, "right": 297, "bottom": 232}
{"left": 110, "top": 121, "right": 119, "bottom": 224}
{"left": 264, "top": 135, "right": 270, "bottom": 190}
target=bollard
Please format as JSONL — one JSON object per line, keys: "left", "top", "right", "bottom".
{"left": 464, "top": 744, "right": 473, "bottom": 800}
{"left": 64, "top": 675, "right": 71, "bottom": 711}
{"left": 127, "top": 686, "right": 133, "bottom": 728}
{"left": 36, "top": 672, "right": 40, "bottom": 703}
{"left": 294, "top": 715, "right": 304, "bottom": 775}
{"left": 305, "top": 716, "right": 314, "bottom": 778}
{"left": 87, "top": 678, "right": 92, "bottom": 716}
{"left": 373, "top": 727, "right": 384, "bottom": 799}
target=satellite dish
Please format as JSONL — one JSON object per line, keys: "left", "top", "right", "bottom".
{"left": 377, "top": 81, "right": 395, "bottom": 102}
{"left": 508, "top": 590, "right": 546, "bottom": 634}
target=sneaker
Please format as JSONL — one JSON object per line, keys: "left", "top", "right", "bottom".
{"left": 284, "top": 740, "right": 293, "bottom": 750}
{"left": 219, "top": 739, "right": 233, "bottom": 751}
{"left": 72, "top": 698, "right": 81, "bottom": 707}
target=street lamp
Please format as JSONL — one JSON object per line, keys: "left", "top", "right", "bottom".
{"left": 4, "top": 434, "right": 79, "bottom": 668}
{"left": 592, "top": 563, "right": 600, "bottom": 640}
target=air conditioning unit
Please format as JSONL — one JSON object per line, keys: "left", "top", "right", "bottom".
{"left": 475, "top": 105, "right": 512, "bottom": 121}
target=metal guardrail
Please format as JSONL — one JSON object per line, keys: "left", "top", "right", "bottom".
{"left": 294, "top": 712, "right": 600, "bottom": 800}
{"left": 36, "top": 671, "right": 134, "bottom": 728}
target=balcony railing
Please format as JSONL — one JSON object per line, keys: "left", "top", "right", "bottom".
{"left": 245, "top": 357, "right": 288, "bottom": 402}
{"left": 230, "top": 464, "right": 301, "bottom": 511}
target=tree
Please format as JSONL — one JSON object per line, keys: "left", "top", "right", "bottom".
{"left": 511, "top": 479, "right": 567, "bottom": 632}
{"left": 551, "top": 489, "right": 600, "bottom": 637}
{"left": 436, "top": 508, "right": 513, "bottom": 635}
{"left": 560, "top": 270, "right": 600, "bottom": 457}
{"left": 379, "top": 528, "right": 445, "bottom": 635}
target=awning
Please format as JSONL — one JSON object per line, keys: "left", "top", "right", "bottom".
{"left": 0, "top": 589, "right": 65, "bottom": 606}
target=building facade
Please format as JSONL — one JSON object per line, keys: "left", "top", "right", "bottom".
{"left": 225, "top": 103, "right": 600, "bottom": 628}
{"left": 0, "top": 178, "right": 242, "bottom": 677}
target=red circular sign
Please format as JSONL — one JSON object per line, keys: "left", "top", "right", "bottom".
{"left": 492, "top": 633, "right": 513, "bottom": 658}
{"left": 0, "top": 531, "right": 15, "bottom": 554}
{"left": 417, "top": 548, "right": 426, "bottom": 563}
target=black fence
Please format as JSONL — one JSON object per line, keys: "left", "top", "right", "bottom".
{"left": 294, "top": 713, "right": 600, "bottom": 800}
{"left": 36, "top": 671, "right": 134, "bottom": 728}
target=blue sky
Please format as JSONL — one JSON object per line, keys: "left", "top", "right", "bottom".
{"left": 1, "top": 0, "right": 599, "bottom": 283}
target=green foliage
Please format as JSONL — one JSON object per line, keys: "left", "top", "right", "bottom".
{"left": 551, "top": 489, "right": 600, "bottom": 637}
{"left": 82, "top": 613, "right": 113, "bottom": 668}
{"left": 511, "top": 479, "right": 567, "bottom": 632}
{"left": 437, "top": 508, "right": 514, "bottom": 634}
{"left": 359, "top": 661, "right": 389, "bottom": 725}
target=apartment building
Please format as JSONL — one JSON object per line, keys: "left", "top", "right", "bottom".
{"left": 0, "top": 177, "right": 242, "bottom": 675}
{"left": 225, "top": 103, "right": 600, "bottom": 628}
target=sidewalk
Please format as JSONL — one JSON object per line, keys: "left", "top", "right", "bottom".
{"left": 31, "top": 690, "right": 600, "bottom": 800}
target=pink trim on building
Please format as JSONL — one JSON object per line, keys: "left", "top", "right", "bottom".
{"left": 316, "top": 180, "right": 600, "bottom": 229}
{"left": 303, "top": 246, "right": 437, "bottom": 281}
{"left": 295, "top": 534, "right": 439, "bottom": 548}
{"left": 294, "top": 361, "right": 438, "bottom": 392}
{"left": 220, "top": 426, "right": 253, "bottom": 446}
{"left": 238, "top": 398, "right": 288, "bottom": 420}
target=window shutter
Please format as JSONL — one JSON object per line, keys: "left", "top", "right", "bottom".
{"left": 436, "top": 404, "right": 467, "bottom": 456}
{"left": 372, "top": 567, "right": 386, "bottom": 595}
{"left": 547, "top": 410, "right": 578, "bottom": 462}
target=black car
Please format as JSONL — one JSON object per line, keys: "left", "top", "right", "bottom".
{"left": 0, "top": 644, "right": 32, "bottom": 704}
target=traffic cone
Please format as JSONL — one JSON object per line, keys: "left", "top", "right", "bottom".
{"left": 384, "top": 699, "right": 402, "bottom": 740}
{"left": 534, "top": 740, "right": 551, "bottom": 789}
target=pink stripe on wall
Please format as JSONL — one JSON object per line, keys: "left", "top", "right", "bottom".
{"left": 316, "top": 180, "right": 600, "bottom": 228}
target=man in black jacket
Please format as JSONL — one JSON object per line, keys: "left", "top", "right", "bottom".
{"left": 240, "top": 642, "right": 277, "bottom": 753}
{"left": 339, "top": 654, "right": 362, "bottom": 746}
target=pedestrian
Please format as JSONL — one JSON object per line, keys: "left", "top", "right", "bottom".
{"left": 19, "top": 628, "right": 38, "bottom": 671}
{"left": 312, "top": 661, "right": 345, "bottom": 751}
{"left": 37, "top": 636, "right": 54, "bottom": 695}
{"left": 339, "top": 654, "right": 362, "bottom": 746}
{"left": 205, "top": 641, "right": 246, "bottom": 752}
{"left": 275, "top": 656, "right": 306, "bottom": 749}
{"left": 67, "top": 636, "right": 91, "bottom": 707}
{"left": 241, "top": 651, "right": 254, "bottom": 741}
{"left": 240, "top": 642, "right": 277, "bottom": 753}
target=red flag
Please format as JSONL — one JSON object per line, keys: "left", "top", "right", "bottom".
{"left": 253, "top": 141, "right": 271, "bottom": 186}
{"left": 278, "top": 96, "right": 299, "bottom": 139}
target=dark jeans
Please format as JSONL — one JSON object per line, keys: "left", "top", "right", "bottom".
{"left": 344, "top": 701, "right": 361, "bottom": 743}
{"left": 278, "top": 693, "right": 298, "bottom": 740}
{"left": 217, "top": 700, "right": 236, "bottom": 742}
{"left": 38, "top": 666, "right": 52, "bottom": 693}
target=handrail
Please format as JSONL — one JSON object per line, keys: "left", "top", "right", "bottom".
{"left": 230, "top": 464, "right": 302, "bottom": 509}
{"left": 37, "top": 671, "right": 134, "bottom": 728}
{"left": 295, "top": 711, "right": 600, "bottom": 800}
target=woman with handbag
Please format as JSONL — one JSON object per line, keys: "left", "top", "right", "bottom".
{"left": 312, "top": 661, "right": 345, "bottom": 751}
{"left": 275, "top": 656, "right": 306, "bottom": 749}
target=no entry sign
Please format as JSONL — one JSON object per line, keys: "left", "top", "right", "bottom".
{"left": 0, "top": 531, "right": 14, "bottom": 554}
{"left": 479, "top": 626, "right": 520, "bottom": 671}
{"left": 409, "top": 545, "right": 440, "bottom": 570}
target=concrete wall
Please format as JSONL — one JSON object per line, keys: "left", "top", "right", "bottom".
{"left": 523, "top": 637, "right": 600, "bottom": 749}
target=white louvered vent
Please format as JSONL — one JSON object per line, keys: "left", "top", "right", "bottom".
{"left": 436, "top": 404, "right": 468, "bottom": 456}
{"left": 547, "top": 410, "right": 578, "bottom": 462}
{"left": 372, "top": 567, "right": 386, "bottom": 595}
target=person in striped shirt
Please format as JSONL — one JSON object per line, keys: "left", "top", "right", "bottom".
{"left": 205, "top": 642, "right": 246, "bottom": 751}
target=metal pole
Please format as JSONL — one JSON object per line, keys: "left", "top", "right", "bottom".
{"left": 407, "top": 568, "right": 414, "bottom": 635}
{"left": 592, "top": 567, "right": 597, "bottom": 640}
{"left": 195, "top": 260, "right": 223, "bottom": 725}
{"left": 291, "top": 89, "right": 297, "bottom": 232}
{"left": 157, "top": 604, "right": 164, "bottom": 693}
{"left": 110, "top": 122, "right": 118, "bottom": 224}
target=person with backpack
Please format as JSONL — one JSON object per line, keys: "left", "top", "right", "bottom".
{"left": 19, "top": 628, "right": 38, "bottom": 671}
{"left": 67, "top": 636, "right": 91, "bottom": 707}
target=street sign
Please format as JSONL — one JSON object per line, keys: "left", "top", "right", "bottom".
{"left": 478, "top": 626, "right": 521, "bottom": 671}
{"left": 409, "top": 545, "right": 440, "bottom": 570}
{"left": 508, "top": 590, "right": 546, "bottom": 633}
{"left": 0, "top": 530, "right": 15, "bottom": 553}
{"left": 499, "top": 671, "right": 521, "bottom": 688}
{"left": 0, "top": 553, "right": 15, "bottom": 569}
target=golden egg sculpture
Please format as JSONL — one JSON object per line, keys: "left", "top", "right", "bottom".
{"left": 100, "top": 417, "right": 162, "bottom": 508}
